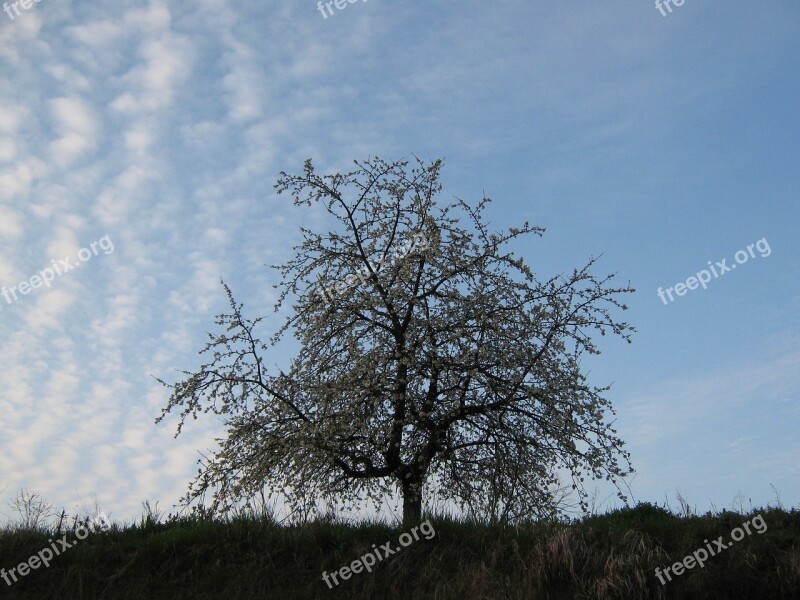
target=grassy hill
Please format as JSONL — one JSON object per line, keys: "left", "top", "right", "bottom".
{"left": 1, "top": 503, "right": 798, "bottom": 599}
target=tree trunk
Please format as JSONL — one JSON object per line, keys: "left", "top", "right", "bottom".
{"left": 402, "top": 479, "right": 422, "bottom": 524}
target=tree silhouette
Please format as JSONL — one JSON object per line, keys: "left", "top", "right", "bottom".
{"left": 156, "top": 157, "right": 635, "bottom": 524}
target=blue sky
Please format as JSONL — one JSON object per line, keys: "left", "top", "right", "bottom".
{"left": 0, "top": 0, "right": 798, "bottom": 523}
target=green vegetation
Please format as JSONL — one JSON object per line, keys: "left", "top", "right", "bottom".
{"left": 1, "top": 502, "right": 798, "bottom": 599}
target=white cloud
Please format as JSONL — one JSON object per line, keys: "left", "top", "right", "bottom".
{"left": 46, "top": 64, "right": 91, "bottom": 91}
{"left": 48, "top": 97, "right": 100, "bottom": 167}
{"left": 221, "top": 46, "right": 264, "bottom": 123}
{"left": 0, "top": 161, "right": 35, "bottom": 201}
{"left": 22, "top": 287, "right": 77, "bottom": 330}
{"left": 93, "top": 165, "right": 155, "bottom": 227}
{"left": 110, "top": 33, "right": 193, "bottom": 114}
{"left": 180, "top": 120, "right": 228, "bottom": 147}
{"left": 90, "top": 294, "right": 139, "bottom": 341}
{"left": 0, "top": 104, "right": 29, "bottom": 133}
{"left": 67, "top": 20, "right": 126, "bottom": 49}
{"left": 44, "top": 225, "right": 81, "bottom": 263}
{"left": 0, "top": 208, "right": 24, "bottom": 237}
{"left": 0, "top": 137, "right": 17, "bottom": 162}
{"left": 123, "top": 123, "right": 155, "bottom": 155}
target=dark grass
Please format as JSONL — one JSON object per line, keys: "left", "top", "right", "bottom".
{"left": 1, "top": 503, "right": 798, "bottom": 599}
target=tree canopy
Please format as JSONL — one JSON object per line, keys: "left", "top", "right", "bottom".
{"left": 156, "top": 156, "right": 635, "bottom": 524}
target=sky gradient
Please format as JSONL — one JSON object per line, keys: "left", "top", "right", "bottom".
{"left": 1, "top": 0, "right": 798, "bottom": 524}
